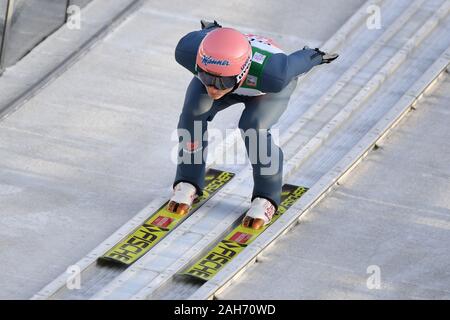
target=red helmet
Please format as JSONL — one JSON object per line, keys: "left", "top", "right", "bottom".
{"left": 196, "top": 28, "right": 252, "bottom": 87}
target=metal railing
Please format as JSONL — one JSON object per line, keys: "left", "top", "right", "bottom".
{"left": 0, "top": 0, "right": 92, "bottom": 74}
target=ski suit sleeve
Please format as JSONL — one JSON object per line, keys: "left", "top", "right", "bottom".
{"left": 260, "top": 48, "right": 323, "bottom": 93}
{"left": 175, "top": 27, "right": 220, "bottom": 74}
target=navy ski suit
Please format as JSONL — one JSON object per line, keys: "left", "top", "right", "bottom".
{"left": 173, "top": 25, "right": 323, "bottom": 209}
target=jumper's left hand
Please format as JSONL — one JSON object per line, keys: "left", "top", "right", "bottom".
{"left": 314, "top": 48, "right": 339, "bottom": 64}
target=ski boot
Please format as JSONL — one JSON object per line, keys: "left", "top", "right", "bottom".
{"left": 242, "top": 197, "right": 276, "bottom": 230}
{"left": 305, "top": 46, "right": 339, "bottom": 64}
{"left": 167, "top": 182, "right": 198, "bottom": 215}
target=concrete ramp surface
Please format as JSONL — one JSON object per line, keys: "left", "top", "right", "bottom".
{"left": 0, "top": 0, "right": 449, "bottom": 300}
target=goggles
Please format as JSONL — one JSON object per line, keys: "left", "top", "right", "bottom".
{"left": 196, "top": 67, "right": 238, "bottom": 90}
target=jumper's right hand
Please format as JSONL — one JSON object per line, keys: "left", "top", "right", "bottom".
{"left": 200, "top": 19, "right": 222, "bottom": 30}
{"left": 166, "top": 201, "right": 191, "bottom": 215}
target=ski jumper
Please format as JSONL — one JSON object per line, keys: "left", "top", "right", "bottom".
{"left": 173, "top": 26, "right": 323, "bottom": 209}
